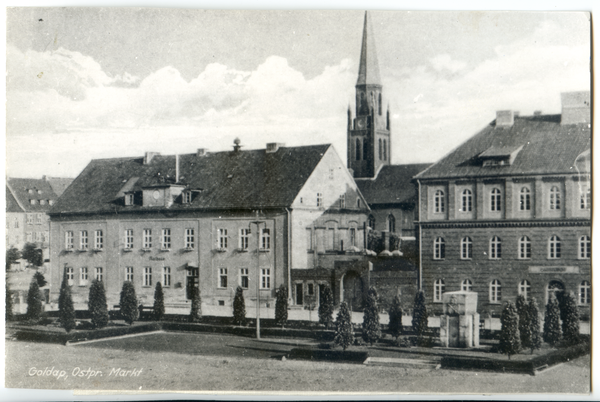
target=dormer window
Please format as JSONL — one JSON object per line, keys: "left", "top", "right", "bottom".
{"left": 183, "top": 191, "right": 192, "bottom": 204}
{"left": 125, "top": 193, "right": 134, "bottom": 206}
{"left": 479, "top": 145, "right": 523, "bottom": 167}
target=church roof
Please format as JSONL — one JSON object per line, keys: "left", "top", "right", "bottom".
{"left": 356, "top": 11, "right": 381, "bottom": 86}
{"left": 356, "top": 163, "right": 432, "bottom": 206}
{"left": 50, "top": 144, "right": 334, "bottom": 215}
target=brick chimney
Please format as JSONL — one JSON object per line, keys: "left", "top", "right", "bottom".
{"left": 266, "top": 143, "right": 285, "bottom": 153}
{"left": 561, "top": 91, "right": 590, "bottom": 125}
{"left": 196, "top": 148, "right": 208, "bottom": 157}
{"left": 496, "top": 110, "right": 514, "bottom": 127}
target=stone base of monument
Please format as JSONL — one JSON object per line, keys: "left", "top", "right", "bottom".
{"left": 439, "top": 313, "right": 480, "bottom": 348}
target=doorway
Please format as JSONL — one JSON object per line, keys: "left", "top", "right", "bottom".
{"left": 342, "top": 271, "right": 363, "bottom": 311}
{"left": 295, "top": 283, "right": 303, "bottom": 306}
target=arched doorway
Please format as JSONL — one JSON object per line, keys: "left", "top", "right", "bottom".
{"left": 342, "top": 271, "right": 364, "bottom": 311}
{"left": 546, "top": 280, "right": 565, "bottom": 304}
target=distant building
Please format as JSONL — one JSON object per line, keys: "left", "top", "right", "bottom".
{"left": 415, "top": 92, "right": 591, "bottom": 317}
{"left": 48, "top": 142, "right": 370, "bottom": 310}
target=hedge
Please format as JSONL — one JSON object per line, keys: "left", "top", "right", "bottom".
{"left": 14, "top": 323, "right": 161, "bottom": 345}
{"left": 289, "top": 348, "right": 368, "bottom": 364}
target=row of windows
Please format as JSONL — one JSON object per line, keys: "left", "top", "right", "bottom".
{"left": 352, "top": 138, "right": 389, "bottom": 162}
{"left": 433, "top": 279, "right": 591, "bottom": 306}
{"left": 217, "top": 228, "right": 271, "bottom": 250}
{"left": 28, "top": 199, "right": 55, "bottom": 206}
{"left": 218, "top": 267, "right": 271, "bottom": 289}
{"left": 25, "top": 213, "right": 45, "bottom": 225}
{"left": 367, "top": 214, "right": 397, "bottom": 232}
{"left": 65, "top": 230, "right": 104, "bottom": 250}
{"left": 433, "top": 235, "right": 590, "bottom": 260}
{"left": 433, "top": 186, "right": 591, "bottom": 214}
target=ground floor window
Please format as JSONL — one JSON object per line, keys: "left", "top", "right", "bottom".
{"left": 219, "top": 268, "right": 228, "bottom": 288}
{"left": 240, "top": 268, "right": 249, "bottom": 289}
{"left": 163, "top": 266, "right": 171, "bottom": 287}
{"left": 461, "top": 279, "right": 473, "bottom": 292}
{"left": 95, "top": 267, "right": 103, "bottom": 282}
{"left": 125, "top": 267, "right": 134, "bottom": 282}
{"left": 579, "top": 281, "right": 591, "bottom": 305}
{"left": 518, "top": 279, "right": 531, "bottom": 299}
{"left": 66, "top": 267, "right": 74, "bottom": 286}
{"left": 186, "top": 268, "right": 199, "bottom": 300}
{"left": 489, "top": 279, "right": 501, "bottom": 302}
{"left": 433, "top": 279, "right": 445, "bottom": 302}
{"left": 80, "top": 267, "right": 88, "bottom": 286}
{"left": 261, "top": 269, "right": 271, "bottom": 289}
{"left": 295, "top": 283, "right": 303, "bottom": 305}
{"left": 546, "top": 280, "right": 565, "bottom": 304}
{"left": 143, "top": 267, "right": 152, "bottom": 287}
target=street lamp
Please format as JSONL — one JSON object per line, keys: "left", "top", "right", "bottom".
{"left": 249, "top": 213, "right": 265, "bottom": 339}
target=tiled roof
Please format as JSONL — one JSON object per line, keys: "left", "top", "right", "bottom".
{"left": 6, "top": 187, "right": 23, "bottom": 213}
{"left": 356, "top": 163, "right": 432, "bottom": 206}
{"left": 415, "top": 115, "right": 591, "bottom": 180}
{"left": 45, "top": 177, "right": 74, "bottom": 197}
{"left": 50, "top": 144, "right": 333, "bottom": 214}
{"left": 6, "top": 178, "right": 60, "bottom": 212}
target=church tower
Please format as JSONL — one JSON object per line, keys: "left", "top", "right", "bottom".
{"left": 347, "top": 11, "right": 391, "bottom": 178}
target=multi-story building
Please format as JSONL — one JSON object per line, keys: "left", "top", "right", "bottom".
{"left": 415, "top": 92, "right": 591, "bottom": 317}
{"left": 48, "top": 142, "right": 369, "bottom": 310}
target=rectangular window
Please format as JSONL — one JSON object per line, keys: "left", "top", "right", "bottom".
{"left": 161, "top": 229, "right": 171, "bottom": 250}
{"left": 306, "top": 228, "right": 313, "bottom": 250}
{"left": 327, "top": 228, "right": 335, "bottom": 251}
{"left": 65, "top": 231, "right": 74, "bottom": 249}
{"left": 143, "top": 267, "right": 152, "bottom": 287}
{"left": 350, "top": 228, "right": 356, "bottom": 247}
{"left": 27, "top": 214, "right": 33, "bottom": 225}
{"left": 26, "top": 232, "right": 32, "bottom": 242}
{"left": 339, "top": 194, "right": 346, "bottom": 208}
{"left": 580, "top": 188, "right": 591, "bottom": 210}
{"left": 218, "top": 229, "right": 228, "bottom": 249}
{"left": 316, "top": 193, "right": 323, "bottom": 207}
{"left": 329, "top": 168, "right": 334, "bottom": 180}
{"left": 80, "top": 267, "right": 88, "bottom": 286}
{"left": 125, "top": 193, "right": 134, "bottom": 206}
{"left": 143, "top": 229, "right": 152, "bottom": 249}
{"left": 261, "top": 268, "right": 271, "bottom": 289}
{"left": 239, "top": 228, "right": 250, "bottom": 250}
{"left": 95, "top": 267, "right": 103, "bottom": 282}
{"left": 240, "top": 268, "right": 249, "bottom": 289}
{"left": 125, "top": 267, "right": 134, "bottom": 282}
{"left": 219, "top": 268, "right": 228, "bottom": 288}
{"left": 308, "top": 283, "right": 314, "bottom": 295}
{"left": 261, "top": 228, "right": 271, "bottom": 250}
{"left": 182, "top": 191, "right": 192, "bottom": 204}
{"left": 163, "top": 266, "right": 171, "bottom": 287}
{"left": 36, "top": 213, "right": 42, "bottom": 224}
{"left": 80, "top": 230, "right": 88, "bottom": 249}
{"left": 94, "top": 230, "right": 103, "bottom": 249}
{"left": 66, "top": 267, "right": 74, "bottom": 286}
{"left": 125, "top": 229, "right": 134, "bottom": 249}
{"left": 14, "top": 218, "right": 19, "bottom": 228}
{"left": 185, "top": 228, "right": 195, "bottom": 249}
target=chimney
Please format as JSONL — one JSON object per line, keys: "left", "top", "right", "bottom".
{"left": 196, "top": 148, "right": 208, "bottom": 157}
{"left": 533, "top": 110, "right": 542, "bottom": 116}
{"left": 266, "top": 143, "right": 285, "bottom": 153}
{"left": 496, "top": 110, "right": 514, "bottom": 127}
{"left": 144, "top": 152, "right": 160, "bottom": 165}
{"left": 561, "top": 91, "right": 591, "bottom": 125}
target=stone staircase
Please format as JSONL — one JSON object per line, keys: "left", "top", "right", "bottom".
{"left": 363, "top": 356, "right": 441, "bottom": 369}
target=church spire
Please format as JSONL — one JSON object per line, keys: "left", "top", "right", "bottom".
{"left": 356, "top": 11, "right": 381, "bottom": 86}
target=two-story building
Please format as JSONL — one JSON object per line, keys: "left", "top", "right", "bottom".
{"left": 48, "top": 142, "right": 370, "bottom": 310}
{"left": 415, "top": 92, "right": 591, "bottom": 317}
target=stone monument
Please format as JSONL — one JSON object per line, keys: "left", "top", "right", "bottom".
{"left": 439, "top": 291, "right": 480, "bottom": 348}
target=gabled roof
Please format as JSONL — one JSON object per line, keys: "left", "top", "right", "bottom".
{"left": 356, "top": 163, "right": 432, "bottom": 206}
{"left": 6, "top": 178, "right": 61, "bottom": 212}
{"left": 6, "top": 187, "right": 23, "bottom": 213}
{"left": 356, "top": 11, "right": 381, "bottom": 86}
{"left": 45, "top": 177, "right": 74, "bottom": 197}
{"left": 50, "top": 144, "right": 333, "bottom": 214}
{"left": 415, "top": 114, "right": 591, "bottom": 180}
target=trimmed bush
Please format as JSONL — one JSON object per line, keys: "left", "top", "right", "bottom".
{"left": 275, "top": 285, "right": 288, "bottom": 328}
{"left": 543, "top": 293, "right": 562, "bottom": 346}
{"left": 153, "top": 282, "right": 165, "bottom": 321}
{"left": 334, "top": 301, "right": 354, "bottom": 351}
{"left": 515, "top": 295, "right": 530, "bottom": 351}
{"left": 88, "top": 279, "right": 109, "bottom": 329}
{"left": 527, "top": 297, "right": 542, "bottom": 354}
{"left": 33, "top": 271, "right": 47, "bottom": 288}
{"left": 190, "top": 286, "right": 202, "bottom": 322}
{"left": 6, "top": 283, "right": 14, "bottom": 322}
{"left": 361, "top": 287, "right": 381, "bottom": 345}
{"left": 58, "top": 269, "right": 76, "bottom": 333}
{"left": 119, "top": 281, "right": 139, "bottom": 325}
{"left": 26, "top": 278, "right": 43, "bottom": 320}
{"left": 388, "top": 295, "right": 403, "bottom": 340}
{"left": 499, "top": 301, "right": 521, "bottom": 359}
{"left": 233, "top": 286, "right": 246, "bottom": 326}
{"left": 318, "top": 285, "right": 334, "bottom": 329}
{"left": 411, "top": 290, "right": 428, "bottom": 346}
{"left": 560, "top": 291, "right": 580, "bottom": 346}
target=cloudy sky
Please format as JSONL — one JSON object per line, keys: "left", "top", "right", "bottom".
{"left": 6, "top": 8, "right": 591, "bottom": 178}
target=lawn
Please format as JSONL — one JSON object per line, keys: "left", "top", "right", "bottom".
{"left": 5, "top": 332, "right": 591, "bottom": 394}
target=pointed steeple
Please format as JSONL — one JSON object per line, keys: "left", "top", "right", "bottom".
{"left": 356, "top": 11, "right": 381, "bottom": 86}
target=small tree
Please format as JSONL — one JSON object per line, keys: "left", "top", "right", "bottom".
{"left": 318, "top": 285, "right": 334, "bottom": 329}
{"left": 388, "top": 295, "right": 404, "bottom": 340}
{"left": 88, "top": 279, "right": 109, "bottom": 329}
{"left": 22, "top": 243, "right": 43, "bottom": 267}
{"left": 543, "top": 293, "right": 562, "bottom": 347}
{"left": 560, "top": 291, "right": 580, "bottom": 346}
{"left": 362, "top": 287, "right": 381, "bottom": 345}
{"left": 527, "top": 297, "right": 542, "bottom": 354}
{"left": 275, "top": 285, "right": 288, "bottom": 328}
{"left": 6, "top": 283, "right": 14, "bottom": 322}
{"left": 190, "top": 286, "right": 202, "bottom": 322}
{"left": 26, "top": 278, "right": 43, "bottom": 320}
{"left": 412, "top": 290, "right": 429, "bottom": 345}
{"left": 33, "top": 271, "right": 47, "bottom": 288}
{"left": 334, "top": 301, "right": 354, "bottom": 351}
{"left": 58, "top": 267, "right": 76, "bottom": 332}
{"left": 6, "top": 247, "right": 21, "bottom": 271}
{"left": 153, "top": 282, "right": 165, "bottom": 321}
{"left": 233, "top": 286, "right": 246, "bottom": 326}
{"left": 119, "top": 281, "right": 139, "bottom": 325}
{"left": 499, "top": 301, "right": 521, "bottom": 359}
{"left": 515, "top": 295, "right": 531, "bottom": 351}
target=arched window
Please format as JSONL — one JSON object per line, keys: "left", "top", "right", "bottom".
{"left": 490, "top": 188, "right": 502, "bottom": 211}
{"left": 387, "top": 214, "right": 395, "bottom": 233}
{"left": 461, "top": 189, "right": 472, "bottom": 212}
{"left": 355, "top": 138, "right": 361, "bottom": 161}
{"left": 489, "top": 279, "right": 501, "bottom": 302}
{"left": 518, "top": 236, "right": 531, "bottom": 259}
{"left": 579, "top": 281, "right": 591, "bottom": 305}
{"left": 461, "top": 237, "right": 472, "bottom": 259}
{"left": 434, "top": 237, "right": 445, "bottom": 260}
{"left": 550, "top": 186, "right": 561, "bottom": 210}
{"left": 520, "top": 187, "right": 530, "bottom": 211}
{"left": 461, "top": 279, "right": 473, "bottom": 292}
{"left": 434, "top": 279, "right": 445, "bottom": 302}
{"left": 378, "top": 139, "right": 383, "bottom": 160}
{"left": 519, "top": 280, "right": 531, "bottom": 299}
{"left": 368, "top": 215, "right": 375, "bottom": 229}
{"left": 548, "top": 235, "right": 561, "bottom": 259}
{"left": 579, "top": 235, "right": 591, "bottom": 259}
{"left": 378, "top": 93, "right": 382, "bottom": 116}
{"left": 490, "top": 236, "right": 502, "bottom": 259}
{"left": 546, "top": 280, "right": 565, "bottom": 304}
{"left": 434, "top": 190, "right": 445, "bottom": 213}
{"left": 383, "top": 139, "right": 387, "bottom": 161}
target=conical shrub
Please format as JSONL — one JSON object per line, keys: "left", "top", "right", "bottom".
{"left": 318, "top": 285, "right": 334, "bottom": 329}
{"left": 275, "top": 285, "right": 288, "bottom": 328}
{"left": 190, "top": 286, "right": 202, "bottom": 322}
{"left": 153, "top": 282, "right": 165, "bottom": 321}
{"left": 26, "top": 279, "right": 43, "bottom": 321}
{"left": 543, "top": 293, "right": 562, "bottom": 346}
{"left": 560, "top": 291, "right": 580, "bottom": 346}
{"left": 527, "top": 297, "right": 542, "bottom": 353}
{"left": 58, "top": 269, "right": 76, "bottom": 332}
{"left": 334, "top": 301, "right": 354, "bottom": 351}
{"left": 499, "top": 301, "right": 521, "bottom": 359}
{"left": 388, "top": 295, "right": 403, "bottom": 340}
{"left": 233, "top": 286, "right": 246, "bottom": 326}
{"left": 412, "top": 290, "right": 428, "bottom": 345}
{"left": 88, "top": 279, "right": 109, "bottom": 329}
{"left": 362, "top": 287, "right": 381, "bottom": 345}
{"left": 119, "top": 281, "right": 139, "bottom": 325}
